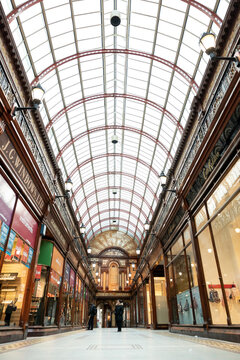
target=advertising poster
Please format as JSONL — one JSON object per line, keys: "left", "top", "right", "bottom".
{"left": 191, "top": 286, "right": 204, "bottom": 324}
{"left": 70, "top": 268, "right": 75, "bottom": 295}
{"left": 63, "top": 263, "right": 70, "bottom": 292}
{"left": 6, "top": 229, "right": 16, "bottom": 255}
{"left": 51, "top": 246, "right": 64, "bottom": 276}
{"left": 35, "top": 265, "right": 42, "bottom": 280}
{"left": 26, "top": 247, "right": 34, "bottom": 268}
{"left": 176, "top": 289, "right": 193, "bottom": 325}
{"left": 0, "top": 221, "right": 9, "bottom": 251}
{"left": 12, "top": 237, "right": 23, "bottom": 261}
{"left": 12, "top": 200, "right": 38, "bottom": 248}
{"left": 0, "top": 175, "right": 16, "bottom": 226}
{"left": 21, "top": 243, "right": 29, "bottom": 265}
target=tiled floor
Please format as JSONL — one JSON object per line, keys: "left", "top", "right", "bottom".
{"left": 0, "top": 328, "right": 240, "bottom": 360}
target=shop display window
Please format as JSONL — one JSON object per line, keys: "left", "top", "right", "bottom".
{"left": 185, "top": 244, "right": 204, "bottom": 324}
{"left": 45, "top": 269, "right": 61, "bottom": 326}
{"left": 0, "top": 232, "right": 33, "bottom": 326}
{"left": 28, "top": 244, "right": 63, "bottom": 327}
{"left": 74, "top": 276, "right": 82, "bottom": 325}
{"left": 168, "top": 264, "right": 178, "bottom": 323}
{"left": 195, "top": 205, "right": 208, "bottom": 233}
{"left": 139, "top": 285, "right": 144, "bottom": 325}
{"left": 0, "top": 195, "right": 38, "bottom": 327}
{"left": 173, "top": 253, "right": 194, "bottom": 325}
{"left": 60, "top": 263, "right": 71, "bottom": 326}
{"left": 197, "top": 226, "right": 227, "bottom": 324}
{"left": 0, "top": 175, "right": 16, "bottom": 255}
{"left": 183, "top": 228, "right": 191, "bottom": 246}
{"left": 135, "top": 292, "right": 139, "bottom": 324}
{"left": 146, "top": 283, "right": 152, "bottom": 325}
{"left": 171, "top": 236, "right": 183, "bottom": 258}
{"left": 207, "top": 160, "right": 240, "bottom": 218}
{"left": 29, "top": 266, "right": 48, "bottom": 326}
{"left": 154, "top": 277, "right": 168, "bottom": 324}
{"left": 211, "top": 193, "right": 240, "bottom": 324}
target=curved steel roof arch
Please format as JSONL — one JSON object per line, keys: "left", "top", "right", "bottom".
{"left": 86, "top": 217, "right": 143, "bottom": 238}
{"left": 68, "top": 153, "right": 160, "bottom": 180}
{"left": 71, "top": 171, "right": 157, "bottom": 202}
{"left": 84, "top": 209, "right": 145, "bottom": 229}
{"left": 31, "top": 50, "right": 198, "bottom": 93}
{"left": 85, "top": 219, "right": 143, "bottom": 242}
{"left": 56, "top": 124, "right": 174, "bottom": 163}
{"left": 7, "top": 0, "right": 222, "bottom": 28}
{"left": 48, "top": 94, "right": 183, "bottom": 137}
{"left": 80, "top": 199, "right": 149, "bottom": 224}
{"left": 75, "top": 186, "right": 154, "bottom": 216}
{"left": 87, "top": 225, "right": 141, "bottom": 246}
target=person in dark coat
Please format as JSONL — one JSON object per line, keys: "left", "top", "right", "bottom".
{"left": 4, "top": 300, "right": 17, "bottom": 326}
{"left": 114, "top": 300, "right": 124, "bottom": 332}
{"left": 88, "top": 303, "right": 97, "bottom": 330}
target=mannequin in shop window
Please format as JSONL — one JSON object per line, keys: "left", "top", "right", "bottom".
{"left": 4, "top": 299, "right": 17, "bottom": 326}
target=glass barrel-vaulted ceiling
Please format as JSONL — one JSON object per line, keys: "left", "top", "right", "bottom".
{"left": 3, "top": 0, "right": 230, "bottom": 249}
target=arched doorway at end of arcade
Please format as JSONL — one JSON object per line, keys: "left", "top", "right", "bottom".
{"left": 96, "top": 300, "right": 130, "bottom": 328}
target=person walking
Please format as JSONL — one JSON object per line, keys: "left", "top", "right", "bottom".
{"left": 114, "top": 300, "right": 124, "bottom": 332}
{"left": 88, "top": 303, "right": 97, "bottom": 330}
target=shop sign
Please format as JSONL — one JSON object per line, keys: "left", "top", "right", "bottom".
{"left": 0, "top": 222, "right": 9, "bottom": 251}
{"left": 26, "top": 247, "right": 34, "bottom": 268}
{"left": 12, "top": 200, "right": 38, "bottom": 248}
{"left": 35, "top": 265, "right": 42, "bottom": 280}
{"left": 21, "top": 243, "right": 29, "bottom": 265}
{"left": 0, "top": 134, "right": 44, "bottom": 210}
{"left": 70, "top": 268, "right": 75, "bottom": 293}
{"left": 0, "top": 175, "right": 16, "bottom": 226}
{"left": 51, "top": 246, "right": 64, "bottom": 276}
{"left": 0, "top": 272, "right": 18, "bottom": 280}
{"left": 6, "top": 229, "right": 16, "bottom": 255}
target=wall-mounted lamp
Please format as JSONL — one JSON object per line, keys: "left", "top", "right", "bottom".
{"left": 136, "top": 247, "right": 140, "bottom": 255}
{"left": 96, "top": 271, "right": 99, "bottom": 276}
{"left": 132, "top": 263, "right": 135, "bottom": 269}
{"left": 13, "top": 84, "right": 45, "bottom": 115}
{"left": 80, "top": 223, "right": 86, "bottom": 234}
{"left": 199, "top": 32, "right": 240, "bottom": 68}
{"left": 159, "top": 171, "right": 176, "bottom": 193}
{"left": 126, "top": 279, "right": 129, "bottom": 285}
{"left": 87, "top": 246, "right": 92, "bottom": 254}
{"left": 144, "top": 221, "right": 150, "bottom": 231}
{"left": 55, "top": 178, "right": 73, "bottom": 199}
{"left": 92, "top": 263, "right": 96, "bottom": 268}
{"left": 128, "top": 273, "right": 131, "bottom": 278}
{"left": 97, "top": 278, "right": 101, "bottom": 283}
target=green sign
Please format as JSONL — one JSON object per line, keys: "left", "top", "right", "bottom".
{"left": 38, "top": 240, "right": 53, "bottom": 266}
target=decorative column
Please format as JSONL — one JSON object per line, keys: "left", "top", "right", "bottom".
{"left": 119, "top": 271, "right": 122, "bottom": 290}
{"left": 106, "top": 270, "right": 109, "bottom": 290}
{"left": 150, "top": 270, "right": 157, "bottom": 329}
{"left": 187, "top": 208, "right": 212, "bottom": 326}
